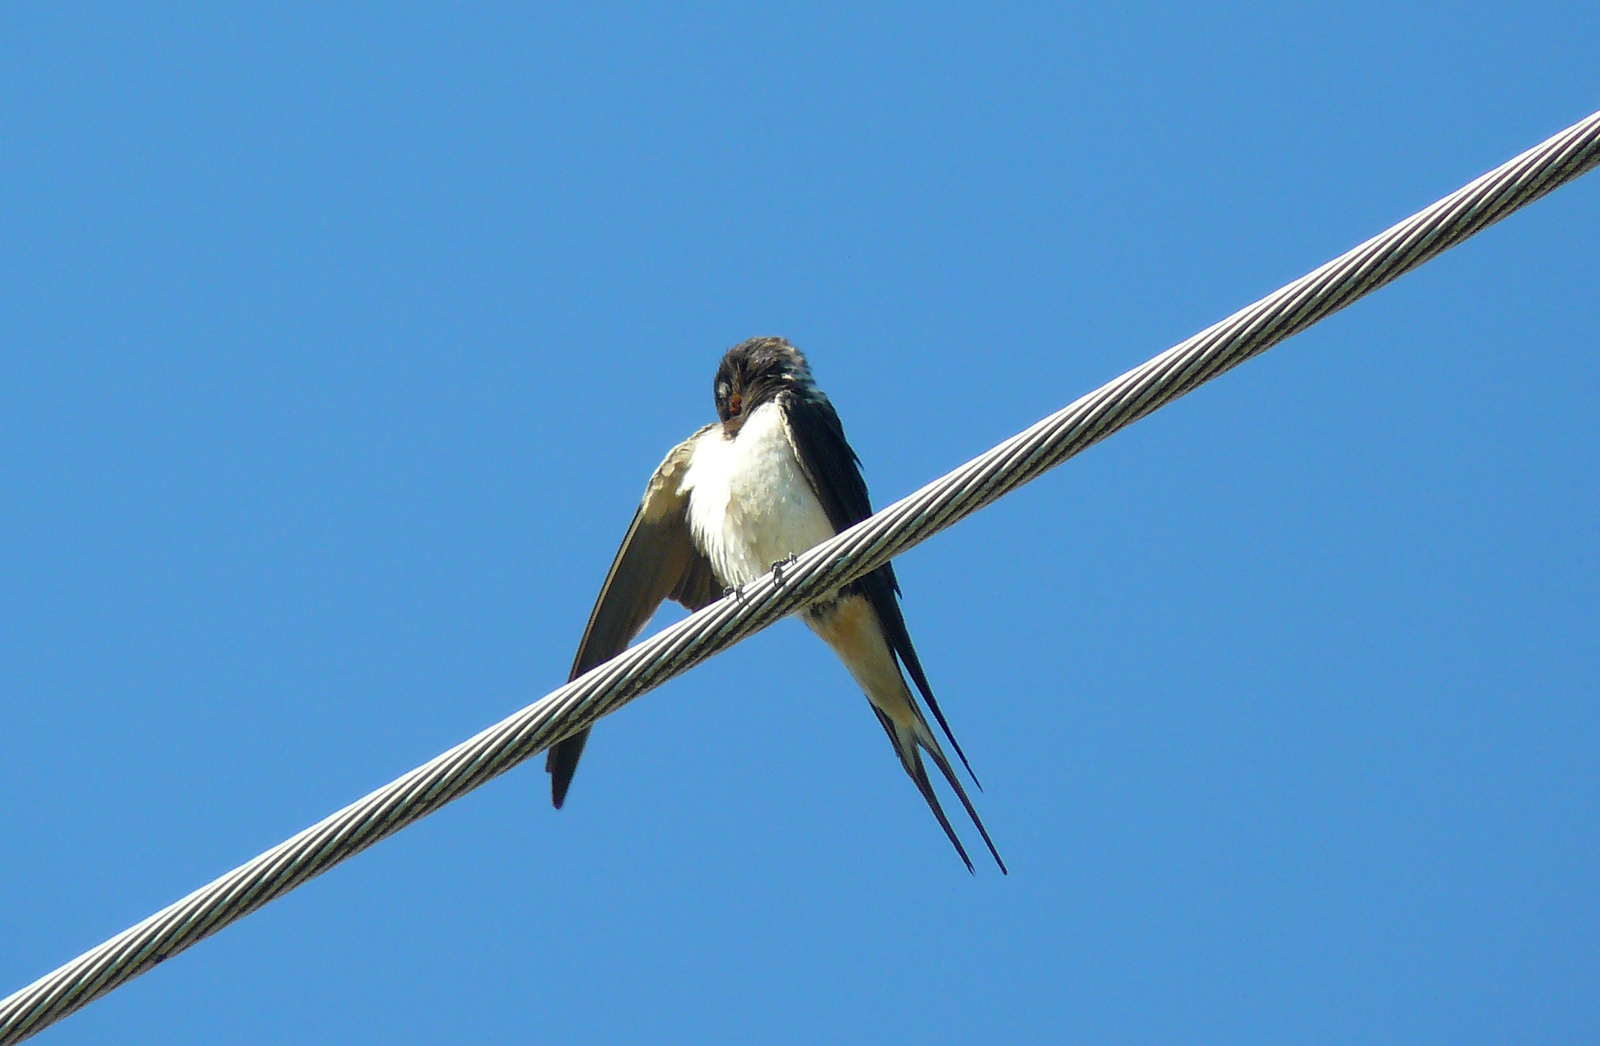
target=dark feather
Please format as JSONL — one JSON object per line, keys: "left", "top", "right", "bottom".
{"left": 915, "top": 715, "right": 1008, "bottom": 873}
{"left": 779, "top": 389, "right": 981, "bottom": 786}
{"left": 548, "top": 432, "right": 721, "bottom": 808}
{"left": 869, "top": 707, "right": 974, "bottom": 873}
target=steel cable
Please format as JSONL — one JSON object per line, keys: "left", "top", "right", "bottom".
{"left": 4, "top": 108, "right": 1598, "bottom": 1044}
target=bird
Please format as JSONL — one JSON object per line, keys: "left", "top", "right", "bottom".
{"left": 548, "top": 336, "right": 1005, "bottom": 873}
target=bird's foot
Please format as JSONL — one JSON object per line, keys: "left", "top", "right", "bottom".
{"left": 724, "top": 583, "right": 747, "bottom": 605}
{"left": 771, "top": 553, "right": 799, "bottom": 588}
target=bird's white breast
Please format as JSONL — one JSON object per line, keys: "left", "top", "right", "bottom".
{"left": 681, "top": 401, "right": 836, "bottom": 587}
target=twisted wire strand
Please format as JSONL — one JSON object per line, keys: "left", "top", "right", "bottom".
{"left": 5, "top": 109, "right": 1598, "bottom": 1044}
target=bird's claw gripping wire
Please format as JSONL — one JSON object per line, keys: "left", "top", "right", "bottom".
{"left": 771, "top": 553, "right": 799, "bottom": 588}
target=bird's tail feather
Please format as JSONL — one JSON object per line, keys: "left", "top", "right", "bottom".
{"left": 920, "top": 729, "right": 1007, "bottom": 875}
{"left": 873, "top": 707, "right": 1007, "bottom": 874}
{"left": 872, "top": 707, "right": 973, "bottom": 872}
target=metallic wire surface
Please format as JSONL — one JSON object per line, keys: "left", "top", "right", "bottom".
{"left": 4, "top": 109, "right": 1598, "bottom": 1044}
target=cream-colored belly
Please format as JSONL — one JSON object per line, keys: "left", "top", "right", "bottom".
{"left": 806, "top": 593, "right": 919, "bottom": 726}
{"left": 682, "top": 402, "right": 836, "bottom": 586}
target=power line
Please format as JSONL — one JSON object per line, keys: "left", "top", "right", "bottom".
{"left": 4, "top": 108, "right": 1597, "bottom": 1044}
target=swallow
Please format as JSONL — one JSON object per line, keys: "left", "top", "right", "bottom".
{"left": 549, "top": 337, "right": 1005, "bottom": 873}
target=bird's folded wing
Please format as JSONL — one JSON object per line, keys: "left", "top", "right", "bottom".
{"left": 778, "top": 392, "right": 979, "bottom": 782}
{"left": 548, "top": 426, "right": 721, "bottom": 807}
{"left": 569, "top": 423, "right": 723, "bottom": 678}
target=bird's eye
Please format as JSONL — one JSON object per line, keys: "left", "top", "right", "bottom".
{"left": 729, "top": 392, "right": 743, "bottom": 415}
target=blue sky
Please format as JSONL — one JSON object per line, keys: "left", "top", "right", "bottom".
{"left": 2, "top": 4, "right": 1597, "bottom": 1044}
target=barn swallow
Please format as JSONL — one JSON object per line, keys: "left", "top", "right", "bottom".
{"left": 549, "top": 337, "right": 1005, "bottom": 872}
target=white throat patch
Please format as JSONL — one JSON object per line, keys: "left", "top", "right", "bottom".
{"left": 681, "top": 401, "right": 836, "bottom": 586}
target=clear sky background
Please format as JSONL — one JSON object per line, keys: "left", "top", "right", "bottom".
{"left": 2, "top": 4, "right": 1597, "bottom": 1044}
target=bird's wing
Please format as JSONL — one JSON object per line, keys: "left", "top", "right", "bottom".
{"left": 547, "top": 425, "right": 722, "bottom": 808}
{"left": 778, "top": 391, "right": 981, "bottom": 784}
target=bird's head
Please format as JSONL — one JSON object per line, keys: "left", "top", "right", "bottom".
{"left": 713, "top": 336, "right": 816, "bottom": 435}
